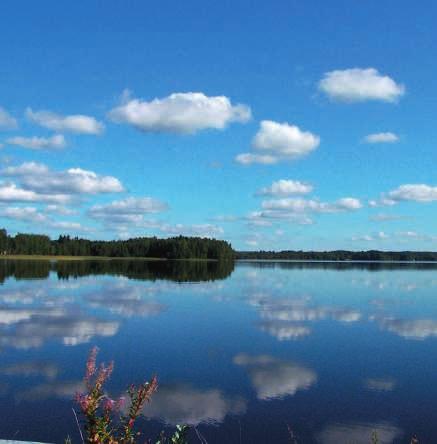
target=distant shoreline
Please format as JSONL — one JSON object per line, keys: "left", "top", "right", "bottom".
{"left": 237, "top": 258, "right": 437, "bottom": 264}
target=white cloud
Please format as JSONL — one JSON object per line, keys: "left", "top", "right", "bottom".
{"left": 254, "top": 120, "right": 319, "bottom": 156}
{"left": 233, "top": 353, "right": 317, "bottom": 400}
{"left": 351, "top": 231, "right": 389, "bottom": 242}
{"left": 0, "top": 183, "right": 69, "bottom": 204}
{"left": 370, "top": 183, "right": 437, "bottom": 208}
{"left": 368, "top": 197, "right": 397, "bottom": 208}
{"left": 3, "top": 162, "right": 124, "bottom": 195}
{"left": 257, "top": 179, "right": 313, "bottom": 196}
{"left": 388, "top": 184, "right": 437, "bottom": 202}
{"left": 237, "top": 120, "right": 319, "bottom": 165}
{"left": 363, "top": 132, "right": 399, "bottom": 144}
{"left": 0, "top": 107, "right": 18, "bottom": 130}
{"left": 45, "top": 205, "right": 77, "bottom": 215}
{"left": 6, "top": 134, "right": 66, "bottom": 150}
{"left": 159, "top": 223, "right": 224, "bottom": 238}
{"left": 0, "top": 206, "right": 47, "bottom": 223}
{"left": 89, "top": 196, "right": 168, "bottom": 223}
{"left": 88, "top": 198, "right": 224, "bottom": 238}
{"left": 261, "top": 197, "right": 362, "bottom": 213}
{"left": 0, "top": 206, "right": 90, "bottom": 233}
{"left": 318, "top": 68, "right": 405, "bottom": 103}
{"left": 26, "top": 108, "right": 104, "bottom": 135}
{"left": 235, "top": 153, "right": 278, "bottom": 165}
{"left": 108, "top": 91, "right": 251, "bottom": 134}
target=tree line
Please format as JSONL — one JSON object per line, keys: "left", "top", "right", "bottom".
{"left": 236, "top": 249, "right": 437, "bottom": 261}
{"left": 0, "top": 229, "right": 234, "bottom": 261}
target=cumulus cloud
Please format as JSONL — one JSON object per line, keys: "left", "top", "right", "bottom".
{"left": 88, "top": 197, "right": 224, "bottom": 238}
{"left": 247, "top": 210, "right": 313, "bottom": 225}
{"left": 387, "top": 184, "right": 437, "bottom": 202}
{"left": 0, "top": 183, "right": 70, "bottom": 204}
{"left": 144, "top": 384, "right": 246, "bottom": 425}
{"left": 0, "top": 206, "right": 90, "bottom": 233}
{"left": 6, "top": 134, "right": 66, "bottom": 150}
{"left": 257, "top": 179, "right": 313, "bottom": 196}
{"left": 236, "top": 120, "right": 319, "bottom": 165}
{"left": 371, "top": 183, "right": 437, "bottom": 208}
{"left": 89, "top": 197, "right": 168, "bottom": 223}
{"left": 245, "top": 194, "right": 362, "bottom": 229}
{"left": 108, "top": 91, "right": 251, "bottom": 134}
{"left": 261, "top": 197, "right": 362, "bottom": 213}
{"left": 363, "top": 132, "right": 399, "bottom": 144}
{"left": 45, "top": 204, "right": 77, "bottom": 216}
{"left": 318, "top": 68, "right": 405, "bottom": 103}
{"left": 233, "top": 353, "right": 317, "bottom": 400}
{"left": 26, "top": 108, "right": 104, "bottom": 135}
{"left": 0, "top": 107, "right": 18, "bottom": 130}
{"left": 0, "top": 206, "right": 47, "bottom": 223}
{"left": 2, "top": 162, "right": 124, "bottom": 196}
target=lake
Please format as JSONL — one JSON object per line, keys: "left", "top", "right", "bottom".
{"left": 1, "top": 259, "right": 437, "bottom": 443}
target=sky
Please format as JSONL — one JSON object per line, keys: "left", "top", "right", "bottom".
{"left": 1, "top": 0, "right": 437, "bottom": 251}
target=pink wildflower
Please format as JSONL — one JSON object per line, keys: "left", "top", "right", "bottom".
{"left": 85, "top": 346, "right": 99, "bottom": 382}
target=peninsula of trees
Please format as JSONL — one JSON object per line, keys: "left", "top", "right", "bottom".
{"left": 0, "top": 229, "right": 234, "bottom": 261}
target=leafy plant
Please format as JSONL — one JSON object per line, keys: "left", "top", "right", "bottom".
{"left": 74, "top": 347, "right": 188, "bottom": 444}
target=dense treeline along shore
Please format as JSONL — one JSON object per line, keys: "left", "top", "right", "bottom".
{"left": 0, "top": 229, "right": 234, "bottom": 261}
{"left": 2, "top": 229, "right": 437, "bottom": 263}
{"left": 237, "top": 249, "right": 437, "bottom": 261}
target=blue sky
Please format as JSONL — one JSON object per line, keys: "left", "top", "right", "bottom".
{"left": 1, "top": 0, "right": 437, "bottom": 250}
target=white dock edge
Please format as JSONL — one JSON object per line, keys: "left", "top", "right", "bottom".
{"left": 0, "top": 441, "right": 52, "bottom": 444}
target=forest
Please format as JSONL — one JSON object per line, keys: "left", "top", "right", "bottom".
{"left": 1, "top": 228, "right": 437, "bottom": 262}
{"left": 0, "top": 229, "right": 234, "bottom": 261}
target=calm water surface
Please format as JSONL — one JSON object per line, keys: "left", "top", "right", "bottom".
{"left": 1, "top": 259, "right": 437, "bottom": 443}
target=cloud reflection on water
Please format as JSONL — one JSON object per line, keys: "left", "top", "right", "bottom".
{"left": 233, "top": 353, "right": 317, "bottom": 400}
{"left": 144, "top": 384, "right": 246, "bottom": 425}
{"left": 316, "top": 421, "right": 402, "bottom": 444}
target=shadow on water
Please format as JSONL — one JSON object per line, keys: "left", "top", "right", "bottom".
{"left": 0, "top": 259, "right": 235, "bottom": 283}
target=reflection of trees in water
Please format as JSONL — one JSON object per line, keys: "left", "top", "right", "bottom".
{"left": 0, "top": 259, "right": 235, "bottom": 283}
{"left": 238, "top": 260, "right": 437, "bottom": 272}
{"left": 0, "top": 259, "right": 51, "bottom": 282}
